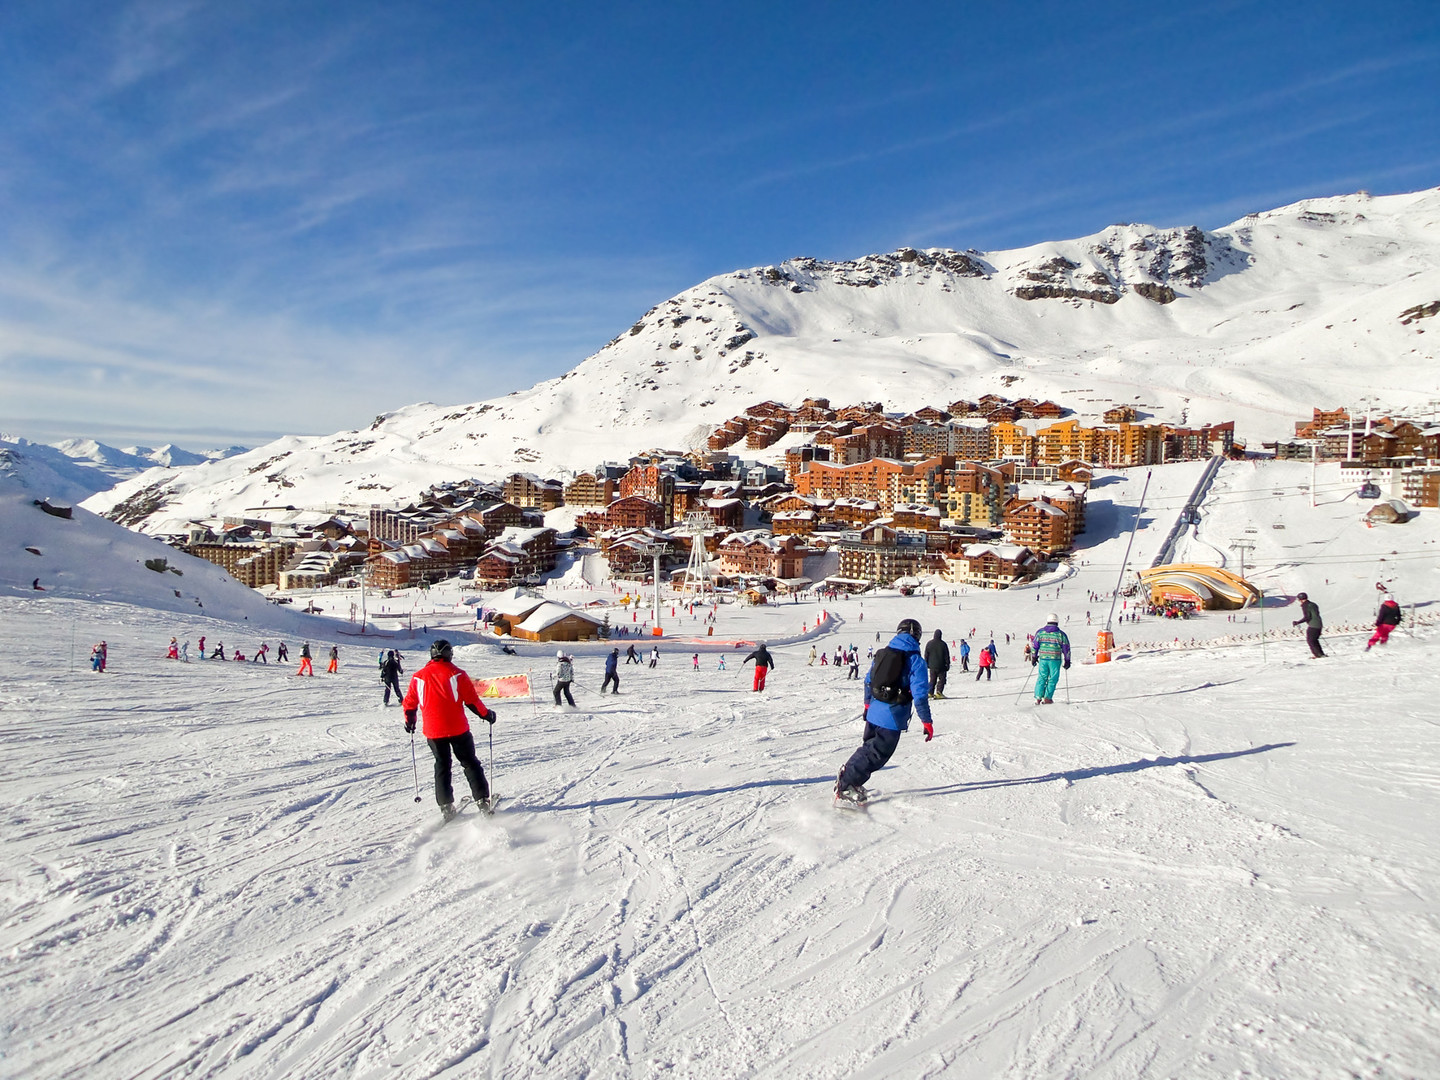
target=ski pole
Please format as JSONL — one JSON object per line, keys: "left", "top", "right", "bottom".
{"left": 488, "top": 724, "right": 495, "bottom": 790}
{"left": 410, "top": 731, "right": 421, "bottom": 802}
{"left": 1063, "top": 664, "right": 1071, "bottom": 704}
{"left": 1014, "top": 666, "right": 1035, "bottom": 705}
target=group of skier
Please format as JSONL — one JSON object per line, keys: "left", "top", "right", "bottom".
{"left": 157, "top": 635, "right": 349, "bottom": 675}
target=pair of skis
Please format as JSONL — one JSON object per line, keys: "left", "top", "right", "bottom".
{"left": 447, "top": 794, "right": 501, "bottom": 821}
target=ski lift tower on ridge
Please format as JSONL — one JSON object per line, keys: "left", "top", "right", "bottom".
{"left": 677, "top": 510, "right": 716, "bottom": 599}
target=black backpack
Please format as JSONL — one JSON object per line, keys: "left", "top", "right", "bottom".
{"left": 869, "top": 647, "right": 913, "bottom": 706}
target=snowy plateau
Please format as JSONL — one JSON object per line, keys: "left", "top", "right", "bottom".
{"left": 81, "top": 186, "right": 1440, "bottom": 531}
{"left": 2, "top": 187, "right": 1440, "bottom": 1079}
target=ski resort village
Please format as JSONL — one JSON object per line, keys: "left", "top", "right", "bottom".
{"left": 6, "top": 164, "right": 1440, "bottom": 1079}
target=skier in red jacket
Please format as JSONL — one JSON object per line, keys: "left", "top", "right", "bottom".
{"left": 402, "top": 639, "right": 497, "bottom": 820}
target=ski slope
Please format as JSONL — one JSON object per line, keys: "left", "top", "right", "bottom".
{"left": 4, "top": 477, "right": 1438, "bottom": 1080}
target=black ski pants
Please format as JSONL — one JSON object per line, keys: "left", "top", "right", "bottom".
{"left": 976, "top": 666, "right": 991, "bottom": 681}
{"left": 553, "top": 681, "right": 576, "bottom": 707}
{"left": 839, "top": 722, "right": 902, "bottom": 791}
{"left": 960, "top": 656, "right": 969, "bottom": 672}
{"left": 382, "top": 675, "right": 403, "bottom": 704}
{"left": 602, "top": 671, "right": 619, "bottom": 694}
{"left": 928, "top": 668, "right": 948, "bottom": 696}
{"left": 1306, "top": 627, "right": 1325, "bottom": 658}
{"left": 427, "top": 732, "right": 488, "bottom": 807}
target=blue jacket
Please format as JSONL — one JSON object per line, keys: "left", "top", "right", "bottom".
{"left": 604, "top": 651, "right": 619, "bottom": 675}
{"left": 862, "top": 632, "right": 933, "bottom": 731}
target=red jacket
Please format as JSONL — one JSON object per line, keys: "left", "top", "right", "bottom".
{"left": 402, "top": 659, "right": 491, "bottom": 739}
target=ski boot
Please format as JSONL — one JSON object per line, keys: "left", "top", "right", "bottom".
{"left": 441, "top": 803, "right": 458, "bottom": 823}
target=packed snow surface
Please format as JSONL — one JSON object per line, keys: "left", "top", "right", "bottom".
{"left": 5, "top": 460, "right": 1439, "bottom": 1078}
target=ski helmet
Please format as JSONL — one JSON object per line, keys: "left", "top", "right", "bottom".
{"left": 430, "top": 639, "right": 453, "bottom": 661}
{"left": 1297, "top": 592, "right": 1308, "bottom": 601}
{"left": 897, "top": 618, "right": 922, "bottom": 637}
{"left": 556, "top": 650, "right": 565, "bottom": 658}
{"left": 1046, "top": 612, "right": 1059, "bottom": 624}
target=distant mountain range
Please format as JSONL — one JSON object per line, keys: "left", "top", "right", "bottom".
{"left": 78, "top": 186, "right": 1440, "bottom": 532}
{"left": 0, "top": 437, "right": 248, "bottom": 501}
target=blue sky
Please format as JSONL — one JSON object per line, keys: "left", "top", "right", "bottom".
{"left": 1, "top": 1, "right": 1437, "bottom": 449}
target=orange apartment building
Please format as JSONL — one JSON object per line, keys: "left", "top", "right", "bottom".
{"left": 563, "top": 471, "right": 617, "bottom": 507}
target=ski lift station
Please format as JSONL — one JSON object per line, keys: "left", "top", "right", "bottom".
{"left": 1136, "top": 563, "right": 1263, "bottom": 610}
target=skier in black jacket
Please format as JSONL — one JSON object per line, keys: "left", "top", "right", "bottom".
{"left": 923, "top": 629, "right": 951, "bottom": 699}
{"left": 380, "top": 650, "right": 404, "bottom": 705}
{"left": 742, "top": 643, "right": 776, "bottom": 692}
{"left": 1292, "top": 592, "right": 1324, "bottom": 658}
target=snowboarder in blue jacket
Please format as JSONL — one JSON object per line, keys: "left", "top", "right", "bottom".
{"left": 835, "top": 619, "right": 933, "bottom": 804}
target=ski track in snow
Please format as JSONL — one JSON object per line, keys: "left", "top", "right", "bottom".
{"left": 5, "top": 462, "right": 1440, "bottom": 1078}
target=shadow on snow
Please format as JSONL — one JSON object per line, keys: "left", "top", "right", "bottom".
{"left": 896, "top": 742, "right": 1296, "bottom": 798}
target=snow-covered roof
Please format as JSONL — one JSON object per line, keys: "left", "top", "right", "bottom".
{"left": 486, "top": 586, "right": 545, "bottom": 615}
{"left": 515, "top": 602, "right": 605, "bottom": 633}
{"left": 961, "top": 543, "right": 1034, "bottom": 561}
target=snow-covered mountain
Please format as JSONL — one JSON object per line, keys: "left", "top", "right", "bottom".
{"left": 0, "top": 444, "right": 309, "bottom": 624}
{"left": 86, "top": 187, "right": 1440, "bottom": 531}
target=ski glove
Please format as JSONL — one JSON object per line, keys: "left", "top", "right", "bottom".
{"left": 1063, "top": 660, "right": 1071, "bottom": 669}
{"left": 485, "top": 706, "right": 497, "bottom": 725}
{"left": 404, "top": 711, "right": 417, "bottom": 734}
{"left": 923, "top": 722, "right": 934, "bottom": 742}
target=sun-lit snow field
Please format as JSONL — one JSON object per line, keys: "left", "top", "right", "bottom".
{"left": 4, "top": 461, "right": 1439, "bottom": 1079}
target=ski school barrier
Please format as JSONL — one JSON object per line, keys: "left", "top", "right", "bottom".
{"left": 474, "top": 673, "right": 533, "bottom": 699}
{"left": 1120, "top": 611, "right": 1438, "bottom": 655}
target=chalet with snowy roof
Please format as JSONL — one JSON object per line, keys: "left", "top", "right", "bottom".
{"left": 603, "top": 532, "right": 681, "bottom": 577}
{"left": 508, "top": 603, "right": 607, "bottom": 643}
{"left": 716, "top": 531, "right": 806, "bottom": 580}
{"left": 947, "top": 399, "right": 979, "bottom": 416}
{"left": 826, "top": 496, "right": 883, "bottom": 527}
{"left": 502, "top": 472, "right": 565, "bottom": 511}
{"left": 890, "top": 503, "right": 943, "bottom": 531}
{"left": 945, "top": 543, "right": 1041, "bottom": 588}
{"left": 1012, "top": 481, "right": 1087, "bottom": 532}
{"left": 770, "top": 509, "right": 817, "bottom": 536}
{"left": 810, "top": 421, "right": 856, "bottom": 446}
{"left": 704, "top": 497, "right": 745, "bottom": 531}
{"left": 1003, "top": 498, "right": 1072, "bottom": 555}
{"left": 564, "top": 471, "right": 617, "bottom": 507}
{"left": 476, "top": 500, "right": 525, "bottom": 532}
{"left": 903, "top": 406, "right": 951, "bottom": 425}
{"left": 832, "top": 423, "right": 904, "bottom": 465}
{"left": 576, "top": 496, "right": 666, "bottom": 534}
{"left": 744, "top": 401, "right": 791, "bottom": 420}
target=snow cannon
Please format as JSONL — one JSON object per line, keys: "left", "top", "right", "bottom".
{"left": 1095, "top": 629, "right": 1114, "bottom": 664}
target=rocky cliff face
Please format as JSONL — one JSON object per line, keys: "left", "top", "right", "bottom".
{"left": 1009, "top": 224, "right": 1242, "bottom": 305}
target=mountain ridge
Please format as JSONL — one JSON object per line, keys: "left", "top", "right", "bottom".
{"left": 84, "top": 186, "right": 1440, "bottom": 532}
